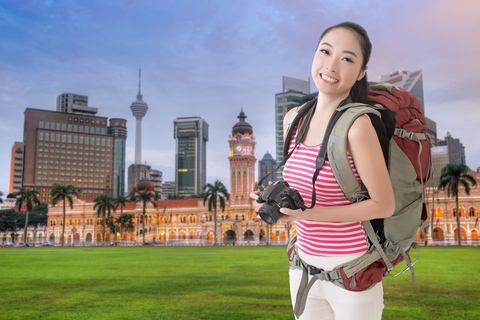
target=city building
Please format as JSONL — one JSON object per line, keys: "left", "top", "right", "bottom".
{"left": 109, "top": 118, "right": 128, "bottom": 198}
{"left": 430, "top": 132, "right": 466, "bottom": 186}
{"left": 9, "top": 141, "right": 24, "bottom": 194}
{"left": 379, "top": 69, "right": 425, "bottom": 110}
{"left": 56, "top": 93, "right": 98, "bottom": 115}
{"left": 258, "top": 151, "right": 276, "bottom": 185}
{"left": 274, "top": 76, "right": 312, "bottom": 164}
{"left": 19, "top": 98, "right": 127, "bottom": 203}
{"left": 174, "top": 117, "right": 208, "bottom": 197}
{"left": 228, "top": 109, "right": 256, "bottom": 206}
{"left": 127, "top": 164, "right": 162, "bottom": 195}
{"left": 161, "top": 181, "right": 176, "bottom": 200}
{"left": 380, "top": 68, "right": 439, "bottom": 145}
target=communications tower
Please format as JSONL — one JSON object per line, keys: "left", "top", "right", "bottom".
{"left": 130, "top": 68, "right": 148, "bottom": 164}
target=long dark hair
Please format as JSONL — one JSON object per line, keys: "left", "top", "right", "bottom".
{"left": 318, "top": 22, "right": 372, "bottom": 103}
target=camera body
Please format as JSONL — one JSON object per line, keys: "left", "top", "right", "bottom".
{"left": 256, "top": 181, "right": 306, "bottom": 225}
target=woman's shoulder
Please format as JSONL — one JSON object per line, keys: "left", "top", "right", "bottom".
{"left": 283, "top": 107, "right": 301, "bottom": 131}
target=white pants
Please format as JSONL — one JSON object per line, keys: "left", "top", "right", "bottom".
{"left": 289, "top": 250, "right": 384, "bottom": 320}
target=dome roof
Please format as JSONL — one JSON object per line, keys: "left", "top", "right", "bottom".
{"left": 232, "top": 108, "right": 253, "bottom": 135}
{"left": 136, "top": 179, "right": 154, "bottom": 192}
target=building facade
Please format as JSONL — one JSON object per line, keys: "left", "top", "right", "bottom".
{"left": 20, "top": 106, "right": 127, "bottom": 203}
{"left": 173, "top": 117, "right": 209, "bottom": 197}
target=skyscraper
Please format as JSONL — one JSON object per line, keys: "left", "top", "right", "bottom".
{"left": 258, "top": 151, "right": 276, "bottom": 184}
{"left": 174, "top": 117, "right": 209, "bottom": 197}
{"left": 19, "top": 101, "right": 127, "bottom": 203}
{"left": 109, "top": 118, "right": 128, "bottom": 198}
{"left": 274, "top": 76, "right": 313, "bottom": 164}
{"left": 379, "top": 69, "right": 425, "bottom": 110}
{"left": 8, "top": 141, "right": 24, "bottom": 194}
{"left": 130, "top": 68, "right": 148, "bottom": 165}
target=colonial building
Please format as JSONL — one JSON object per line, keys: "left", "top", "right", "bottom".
{"left": 423, "top": 170, "right": 480, "bottom": 243}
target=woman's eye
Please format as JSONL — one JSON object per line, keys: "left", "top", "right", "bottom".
{"left": 342, "top": 57, "right": 354, "bottom": 63}
{"left": 319, "top": 49, "right": 329, "bottom": 55}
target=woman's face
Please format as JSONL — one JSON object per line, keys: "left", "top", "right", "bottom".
{"left": 311, "top": 27, "right": 367, "bottom": 100}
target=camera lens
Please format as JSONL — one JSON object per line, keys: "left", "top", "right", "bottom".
{"left": 258, "top": 202, "right": 283, "bottom": 225}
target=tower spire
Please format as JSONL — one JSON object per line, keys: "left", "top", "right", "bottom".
{"left": 137, "top": 66, "right": 143, "bottom": 102}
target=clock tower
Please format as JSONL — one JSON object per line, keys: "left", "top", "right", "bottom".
{"left": 228, "top": 109, "right": 256, "bottom": 206}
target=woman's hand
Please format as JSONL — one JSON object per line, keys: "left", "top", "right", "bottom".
{"left": 278, "top": 208, "right": 299, "bottom": 222}
{"left": 249, "top": 190, "right": 263, "bottom": 212}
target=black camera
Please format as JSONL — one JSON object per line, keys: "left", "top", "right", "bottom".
{"left": 256, "top": 181, "right": 306, "bottom": 225}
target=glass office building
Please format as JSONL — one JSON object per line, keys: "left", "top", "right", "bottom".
{"left": 174, "top": 117, "right": 209, "bottom": 197}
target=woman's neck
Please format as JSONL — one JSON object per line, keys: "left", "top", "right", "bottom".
{"left": 314, "top": 92, "right": 349, "bottom": 116}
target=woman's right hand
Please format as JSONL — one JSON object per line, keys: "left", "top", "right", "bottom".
{"left": 249, "top": 190, "right": 263, "bottom": 212}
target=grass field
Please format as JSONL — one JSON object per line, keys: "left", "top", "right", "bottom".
{"left": 0, "top": 245, "right": 479, "bottom": 320}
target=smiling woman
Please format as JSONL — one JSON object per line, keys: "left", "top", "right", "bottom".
{"left": 250, "top": 21, "right": 393, "bottom": 320}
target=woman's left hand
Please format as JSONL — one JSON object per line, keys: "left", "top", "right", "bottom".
{"left": 279, "top": 207, "right": 304, "bottom": 221}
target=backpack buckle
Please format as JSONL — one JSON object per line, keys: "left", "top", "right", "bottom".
{"left": 307, "top": 265, "right": 324, "bottom": 275}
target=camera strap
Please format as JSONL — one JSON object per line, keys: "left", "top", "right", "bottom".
{"left": 257, "top": 103, "right": 317, "bottom": 190}
{"left": 307, "top": 107, "right": 347, "bottom": 208}
{"left": 257, "top": 97, "right": 349, "bottom": 209}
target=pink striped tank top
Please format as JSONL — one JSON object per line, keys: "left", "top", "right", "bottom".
{"left": 283, "top": 125, "right": 369, "bottom": 256}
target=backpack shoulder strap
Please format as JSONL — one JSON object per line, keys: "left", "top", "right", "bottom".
{"left": 326, "top": 104, "right": 382, "bottom": 203}
{"left": 282, "top": 98, "right": 317, "bottom": 158}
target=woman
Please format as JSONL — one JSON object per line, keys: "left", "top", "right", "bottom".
{"left": 251, "top": 22, "right": 395, "bottom": 319}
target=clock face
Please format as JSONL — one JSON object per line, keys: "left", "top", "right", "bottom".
{"left": 235, "top": 144, "right": 243, "bottom": 152}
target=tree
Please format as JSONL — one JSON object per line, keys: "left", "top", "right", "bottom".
{"left": 0, "top": 190, "right": 3, "bottom": 204}
{"left": 104, "top": 216, "right": 119, "bottom": 242}
{"left": 94, "top": 194, "right": 116, "bottom": 245}
{"left": 120, "top": 213, "right": 135, "bottom": 235}
{"left": 130, "top": 189, "right": 157, "bottom": 245}
{"left": 114, "top": 195, "right": 128, "bottom": 241}
{"left": 438, "top": 163, "right": 477, "bottom": 246}
{"left": 203, "top": 180, "right": 229, "bottom": 245}
{"left": 0, "top": 209, "right": 23, "bottom": 242}
{"left": 15, "top": 187, "right": 41, "bottom": 245}
{"left": 51, "top": 184, "right": 79, "bottom": 246}
{"left": 29, "top": 203, "right": 49, "bottom": 241}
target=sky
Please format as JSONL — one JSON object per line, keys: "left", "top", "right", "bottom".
{"left": 1, "top": 0, "right": 479, "bottom": 198}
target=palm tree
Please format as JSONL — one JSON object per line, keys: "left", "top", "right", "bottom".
{"left": 114, "top": 195, "right": 128, "bottom": 242}
{"left": 130, "top": 189, "right": 157, "bottom": 245}
{"left": 203, "top": 180, "right": 229, "bottom": 245}
{"left": 120, "top": 213, "right": 135, "bottom": 236}
{"left": 0, "top": 190, "right": 3, "bottom": 204}
{"left": 105, "top": 216, "right": 119, "bottom": 242}
{"left": 94, "top": 194, "right": 116, "bottom": 245}
{"left": 15, "top": 187, "right": 41, "bottom": 245}
{"left": 438, "top": 163, "right": 477, "bottom": 246}
{"left": 51, "top": 184, "right": 79, "bottom": 246}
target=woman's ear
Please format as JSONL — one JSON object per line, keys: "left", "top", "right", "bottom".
{"left": 357, "top": 66, "right": 368, "bottom": 81}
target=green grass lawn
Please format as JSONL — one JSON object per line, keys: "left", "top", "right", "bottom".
{"left": 0, "top": 245, "right": 479, "bottom": 319}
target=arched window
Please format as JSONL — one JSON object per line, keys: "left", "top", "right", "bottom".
{"left": 469, "top": 207, "right": 477, "bottom": 217}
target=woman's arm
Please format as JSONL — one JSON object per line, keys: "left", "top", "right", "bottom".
{"left": 280, "top": 114, "right": 395, "bottom": 222}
